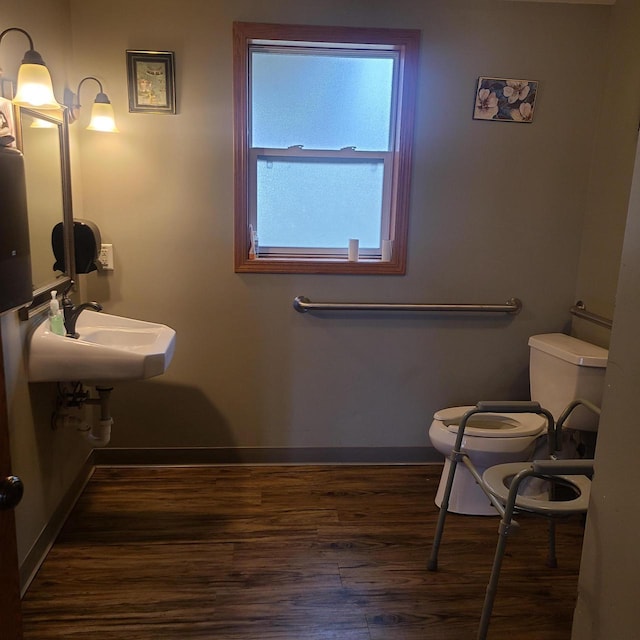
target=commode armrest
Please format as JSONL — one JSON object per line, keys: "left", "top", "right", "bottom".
{"left": 476, "top": 401, "right": 541, "bottom": 413}
{"left": 532, "top": 459, "right": 594, "bottom": 476}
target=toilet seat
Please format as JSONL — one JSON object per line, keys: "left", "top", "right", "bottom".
{"left": 433, "top": 405, "right": 547, "bottom": 438}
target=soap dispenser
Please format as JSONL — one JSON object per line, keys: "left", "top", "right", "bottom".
{"left": 48, "top": 291, "right": 65, "bottom": 336}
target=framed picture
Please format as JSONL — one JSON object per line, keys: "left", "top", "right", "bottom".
{"left": 126, "top": 50, "right": 176, "bottom": 114}
{"left": 473, "top": 77, "right": 538, "bottom": 123}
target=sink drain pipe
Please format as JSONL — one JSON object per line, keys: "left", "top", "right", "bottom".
{"left": 84, "top": 386, "right": 113, "bottom": 447}
{"left": 52, "top": 383, "right": 114, "bottom": 447}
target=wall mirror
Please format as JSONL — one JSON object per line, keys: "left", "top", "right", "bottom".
{"left": 14, "top": 106, "right": 75, "bottom": 319}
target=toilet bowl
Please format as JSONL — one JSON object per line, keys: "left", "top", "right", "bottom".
{"left": 429, "top": 406, "right": 547, "bottom": 515}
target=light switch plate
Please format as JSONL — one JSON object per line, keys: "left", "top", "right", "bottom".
{"left": 98, "top": 243, "right": 114, "bottom": 270}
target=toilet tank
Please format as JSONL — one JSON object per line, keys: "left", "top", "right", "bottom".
{"left": 528, "top": 333, "right": 608, "bottom": 431}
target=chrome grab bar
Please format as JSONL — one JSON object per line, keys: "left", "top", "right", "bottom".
{"left": 293, "top": 296, "right": 522, "bottom": 314}
{"left": 570, "top": 300, "right": 613, "bottom": 329}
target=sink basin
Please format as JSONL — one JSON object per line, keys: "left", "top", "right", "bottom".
{"left": 28, "top": 310, "right": 176, "bottom": 383}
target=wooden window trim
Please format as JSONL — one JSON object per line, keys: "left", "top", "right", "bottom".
{"left": 233, "top": 22, "right": 420, "bottom": 275}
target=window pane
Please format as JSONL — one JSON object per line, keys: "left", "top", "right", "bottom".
{"left": 251, "top": 50, "right": 395, "bottom": 151}
{"left": 256, "top": 157, "right": 384, "bottom": 249}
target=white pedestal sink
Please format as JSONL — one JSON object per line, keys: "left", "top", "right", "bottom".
{"left": 28, "top": 310, "right": 176, "bottom": 383}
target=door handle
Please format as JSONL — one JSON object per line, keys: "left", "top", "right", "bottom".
{"left": 0, "top": 476, "right": 24, "bottom": 510}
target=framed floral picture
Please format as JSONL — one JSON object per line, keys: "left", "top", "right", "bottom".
{"left": 126, "top": 50, "right": 176, "bottom": 114}
{"left": 473, "top": 77, "right": 538, "bottom": 123}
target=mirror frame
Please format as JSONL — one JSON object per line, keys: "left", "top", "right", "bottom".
{"left": 14, "top": 106, "right": 76, "bottom": 320}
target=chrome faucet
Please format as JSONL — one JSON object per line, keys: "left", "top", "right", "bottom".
{"left": 62, "top": 294, "right": 103, "bottom": 338}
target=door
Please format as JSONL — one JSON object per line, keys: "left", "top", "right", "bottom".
{"left": 0, "top": 322, "right": 23, "bottom": 639}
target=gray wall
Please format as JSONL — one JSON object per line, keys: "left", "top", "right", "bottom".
{"left": 70, "top": 0, "right": 610, "bottom": 452}
{"left": 572, "top": 0, "right": 640, "bottom": 349}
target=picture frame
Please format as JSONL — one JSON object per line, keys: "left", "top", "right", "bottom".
{"left": 473, "top": 77, "right": 538, "bottom": 123}
{"left": 126, "top": 50, "right": 176, "bottom": 114}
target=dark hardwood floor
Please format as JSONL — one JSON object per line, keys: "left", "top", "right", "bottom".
{"left": 21, "top": 465, "right": 585, "bottom": 639}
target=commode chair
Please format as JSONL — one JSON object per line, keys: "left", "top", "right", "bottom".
{"left": 427, "top": 398, "right": 600, "bottom": 640}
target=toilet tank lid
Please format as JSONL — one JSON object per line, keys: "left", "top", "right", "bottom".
{"left": 528, "top": 333, "right": 608, "bottom": 367}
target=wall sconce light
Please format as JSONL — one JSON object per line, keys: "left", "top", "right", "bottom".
{"left": 67, "top": 76, "right": 118, "bottom": 132}
{"left": 0, "top": 27, "right": 59, "bottom": 108}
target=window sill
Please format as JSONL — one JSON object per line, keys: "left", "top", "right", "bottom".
{"left": 234, "top": 256, "right": 406, "bottom": 275}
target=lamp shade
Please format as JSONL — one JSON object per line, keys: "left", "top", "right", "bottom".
{"left": 86, "top": 100, "right": 118, "bottom": 133}
{"left": 14, "top": 62, "right": 59, "bottom": 109}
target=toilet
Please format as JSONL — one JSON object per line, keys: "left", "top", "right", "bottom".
{"left": 429, "top": 333, "right": 608, "bottom": 515}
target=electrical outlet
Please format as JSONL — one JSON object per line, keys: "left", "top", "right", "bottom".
{"left": 98, "top": 243, "right": 114, "bottom": 270}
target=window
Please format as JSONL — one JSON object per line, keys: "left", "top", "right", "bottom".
{"left": 233, "top": 22, "right": 420, "bottom": 274}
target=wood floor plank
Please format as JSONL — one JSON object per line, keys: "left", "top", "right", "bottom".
{"left": 21, "top": 465, "right": 584, "bottom": 639}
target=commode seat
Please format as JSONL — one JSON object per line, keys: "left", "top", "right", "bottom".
{"left": 430, "top": 406, "right": 547, "bottom": 515}
{"left": 482, "top": 461, "right": 591, "bottom": 514}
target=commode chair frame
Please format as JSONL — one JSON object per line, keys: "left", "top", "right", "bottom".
{"left": 427, "top": 399, "right": 600, "bottom": 640}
